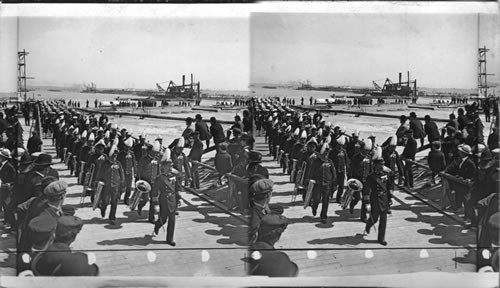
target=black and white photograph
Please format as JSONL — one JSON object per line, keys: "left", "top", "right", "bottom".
{"left": 0, "top": 11, "right": 251, "bottom": 279}
{"left": 248, "top": 10, "right": 499, "bottom": 277}
{"left": 0, "top": 2, "right": 498, "bottom": 288}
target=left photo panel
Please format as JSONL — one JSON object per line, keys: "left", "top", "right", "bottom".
{"left": 0, "top": 14, "right": 251, "bottom": 277}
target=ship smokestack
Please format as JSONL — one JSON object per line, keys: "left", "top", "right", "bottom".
{"left": 182, "top": 75, "right": 185, "bottom": 87}
{"left": 407, "top": 71, "right": 410, "bottom": 84}
{"left": 399, "top": 72, "right": 402, "bottom": 86}
{"left": 191, "top": 74, "right": 193, "bottom": 90}
{"left": 197, "top": 81, "right": 200, "bottom": 99}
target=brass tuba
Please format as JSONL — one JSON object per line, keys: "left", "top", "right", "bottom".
{"left": 92, "top": 181, "right": 105, "bottom": 210}
{"left": 341, "top": 179, "right": 363, "bottom": 210}
{"left": 130, "top": 180, "right": 151, "bottom": 211}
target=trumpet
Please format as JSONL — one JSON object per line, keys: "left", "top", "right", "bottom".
{"left": 92, "top": 181, "right": 104, "bottom": 211}
{"left": 290, "top": 159, "right": 297, "bottom": 183}
{"left": 303, "top": 179, "right": 316, "bottom": 209}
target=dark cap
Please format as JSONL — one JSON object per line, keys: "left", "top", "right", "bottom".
{"left": 249, "top": 251, "right": 298, "bottom": 277}
{"left": 259, "top": 214, "right": 289, "bottom": 236}
{"left": 248, "top": 151, "right": 262, "bottom": 164}
{"left": 250, "top": 179, "right": 274, "bottom": 195}
{"left": 56, "top": 216, "right": 83, "bottom": 237}
{"left": 232, "top": 127, "right": 242, "bottom": 135}
{"left": 446, "top": 125, "right": 456, "bottom": 132}
{"left": 33, "top": 153, "right": 53, "bottom": 166}
{"left": 28, "top": 214, "right": 57, "bottom": 246}
{"left": 41, "top": 176, "right": 59, "bottom": 191}
{"left": 43, "top": 181, "right": 68, "bottom": 197}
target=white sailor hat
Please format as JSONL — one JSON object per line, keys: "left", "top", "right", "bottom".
{"left": 300, "top": 131, "right": 307, "bottom": 139}
{"left": 161, "top": 148, "right": 172, "bottom": 163}
{"left": 336, "top": 135, "right": 346, "bottom": 145}
{"left": 293, "top": 128, "right": 300, "bottom": 136}
{"left": 364, "top": 138, "right": 373, "bottom": 150}
{"left": 320, "top": 142, "right": 330, "bottom": 154}
{"left": 152, "top": 140, "right": 161, "bottom": 152}
{"left": 177, "top": 137, "right": 185, "bottom": 148}
{"left": 389, "top": 135, "right": 397, "bottom": 146}
{"left": 325, "top": 135, "right": 332, "bottom": 145}
{"left": 108, "top": 145, "right": 118, "bottom": 157}
{"left": 124, "top": 137, "right": 134, "bottom": 148}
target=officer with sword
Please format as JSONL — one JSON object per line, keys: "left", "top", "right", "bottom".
{"left": 151, "top": 148, "right": 180, "bottom": 246}
{"left": 363, "top": 147, "right": 391, "bottom": 246}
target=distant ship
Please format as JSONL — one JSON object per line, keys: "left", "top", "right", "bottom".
{"left": 262, "top": 86, "right": 277, "bottom": 89}
{"left": 82, "top": 74, "right": 201, "bottom": 101}
{"left": 141, "top": 74, "right": 200, "bottom": 100}
{"left": 369, "top": 72, "right": 417, "bottom": 97}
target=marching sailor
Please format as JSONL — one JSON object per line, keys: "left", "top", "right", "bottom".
{"left": 117, "top": 137, "right": 137, "bottom": 205}
{"left": 329, "top": 135, "right": 349, "bottom": 202}
{"left": 97, "top": 144, "right": 125, "bottom": 225}
{"left": 382, "top": 135, "right": 404, "bottom": 214}
{"left": 87, "top": 139, "right": 107, "bottom": 203}
{"left": 152, "top": 149, "right": 180, "bottom": 246}
{"left": 348, "top": 139, "right": 373, "bottom": 222}
{"left": 364, "top": 147, "right": 391, "bottom": 246}
{"left": 310, "top": 142, "right": 336, "bottom": 223}
{"left": 136, "top": 142, "right": 161, "bottom": 223}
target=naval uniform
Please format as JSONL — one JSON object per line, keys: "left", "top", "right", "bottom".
{"left": 364, "top": 170, "right": 391, "bottom": 243}
{"left": 136, "top": 153, "right": 160, "bottom": 221}
{"left": 152, "top": 173, "right": 180, "bottom": 243}
{"left": 97, "top": 158, "right": 125, "bottom": 221}
{"left": 117, "top": 149, "right": 137, "bottom": 203}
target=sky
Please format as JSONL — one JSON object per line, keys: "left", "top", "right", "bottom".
{"left": 1, "top": 7, "right": 498, "bottom": 93}
{"left": 4, "top": 17, "right": 249, "bottom": 91}
{"left": 251, "top": 13, "right": 500, "bottom": 90}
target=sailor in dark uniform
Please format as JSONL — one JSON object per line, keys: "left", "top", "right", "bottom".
{"left": 117, "top": 137, "right": 137, "bottom": 205}
{"left": 152, "top": 148, "right": 180, "bottom": 246}
{"left": 364, "top": 147, "right": 391, "bottom": 246}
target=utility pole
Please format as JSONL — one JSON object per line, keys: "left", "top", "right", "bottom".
{"left": 17, "top": 49, "right": 34, "bottom": 102}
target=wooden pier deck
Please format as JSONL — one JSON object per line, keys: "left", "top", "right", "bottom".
{"left": 0, "top": 122, "right": 248, "bottom": 277}
{"left": 252, "top": 135, "right": 476, "bottom": 276}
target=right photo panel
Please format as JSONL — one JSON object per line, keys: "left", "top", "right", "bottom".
{"left": 248, "top": 11, "right": 499, "bottom": 277}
